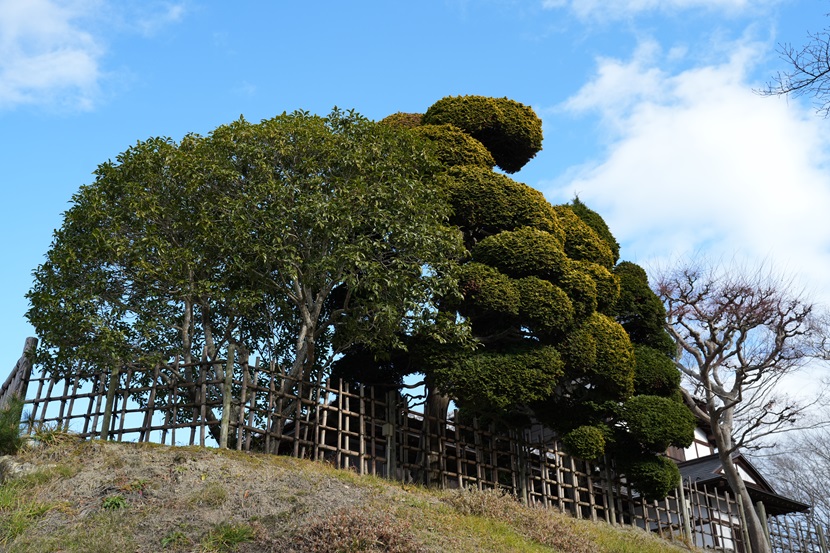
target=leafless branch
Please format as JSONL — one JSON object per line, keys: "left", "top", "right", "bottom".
{"left": 655, "top": 259, "right": 827, "bottom": 451}
{"left": 759, "top": 26, "right": 830, "bottom": 116}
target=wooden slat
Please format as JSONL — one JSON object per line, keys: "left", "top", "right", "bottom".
{"left": 18, "top": 354, "right": 830, "bottom": 553}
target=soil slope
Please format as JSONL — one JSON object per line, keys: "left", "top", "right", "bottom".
{"left": 0, "top": 435, "right": 695, "bottom": 552}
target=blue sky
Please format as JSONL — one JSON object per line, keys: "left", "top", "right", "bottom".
{"left": 2, "top": 0, "right": 829, "bottom": 388}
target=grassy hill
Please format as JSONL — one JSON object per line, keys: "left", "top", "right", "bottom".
{"left": 0, "top": 431, "right": 696, "bottom": 552}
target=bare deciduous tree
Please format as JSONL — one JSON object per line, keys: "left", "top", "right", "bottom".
{"left": 655, "top": 262, "right": 827, "bottom": 553}
{"left": 760, "top": 426, "right": 830, "bottom": 527}
{"left": 761, "top": 22, "right": 830, "bottom": 116}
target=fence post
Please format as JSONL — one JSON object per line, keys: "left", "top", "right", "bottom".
{"left": 219, "top": 345, "right": 236, "bottom": 449}
{"left": 603, "top": 459, "right": 617, "bottom": 525}
{"left": 236, "top": 356, "right": 248, "bottom": 451}
{"left": 755, "top": 500, "right": 771, "bottom": 550}
{"left": 358, "top": 384, "right": 366, "bottom": 476}
{"left": 19, "top": 337, "right": 37, "bottom": 399}
{"left": 678, "top": 480, "right": 692, "bottom": 543}
{"left": 384, "top": 390, "right": 397, "bottom": 479}
{"left": 817, "top": 523, "right": 828, "bottom": 553}
{"left": 517, "top": 433, "right": 528, "bottom": 505}
{"left": 736, "top": 492, "right": 752, "bottom": 553}
{"left": 0, "top": 337, "right": 38, "bottom": 411}
{"left": 99, "top": 365, "right": 121, "bottom": 441}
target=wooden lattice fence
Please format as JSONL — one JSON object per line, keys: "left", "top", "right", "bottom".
{"left": 2, "top": 339, "right": 828, "bottom": 553}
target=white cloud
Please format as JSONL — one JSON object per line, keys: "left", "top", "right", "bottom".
{"left": 548, "top": 40, "right": 830, "bottom": 307}
{"left": 547, "top": 38, "right": 830, "bottom": 401}
{"left": 542, "top": 0, "right": 774, "bottom": 20}
{"left": 560, "top": 41, "right": 667, "bottom": 133}
{"left": 0, "top": 0, "right": 103, "bottom": 110}
{"left": 130, "top": 1, "right": 187, "bottom": 37}
{"left": 0, "top": 0, "right": 188, "bottom": 111}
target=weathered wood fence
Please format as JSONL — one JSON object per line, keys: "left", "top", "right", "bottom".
{"left": 2, "top": 340, "right": 828, "bottom": 553}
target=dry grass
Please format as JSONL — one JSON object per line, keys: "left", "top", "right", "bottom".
{"left": 0, "top": 437, "right": 698, "bottom": 553}
{"left": 443, "top": 487, "right": 595, "bottom": 552}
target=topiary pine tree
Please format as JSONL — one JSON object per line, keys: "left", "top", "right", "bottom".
{"left": 337, "top": 95, "right": 693, "bottom": 500}
{"left": 422, "top": 96, "right": 544, "bottom": 173}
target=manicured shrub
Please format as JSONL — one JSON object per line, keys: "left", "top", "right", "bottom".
{"left": 565, "top": 197, "right": 620, "bottom": 264}
{"left": 515, "top": 276, "right": 574, "bottom": 337}
{"left": 623, "top": 395, "right": 695, "bottom": 452}
{"left": 472, "top": 227, "right": 568, "bottom": 281}
{"left": 553, "top": 206, "right": 614, "bottom": 268}
{"left": 458, "top": 262, "right": 521, "bottom": 319}
{"left": 558, "top": 313, "right": 635, "bottom": 399}
{"left": 379, "top": 112, "right": 423, "bottom": 128}
{"left": 633, "top": 344, "right": 681, "bottom": 396}
{"left": 414, "top": 124, "right": 495, "bottom": 169}
{"left": 423, "top": 95, "right": 543, "bottom": 173}
{"left": 445, "top": 166, "right": 562, "bottom": 244}
{"left": 612, "top": 262, "right": 676, "bottom": 356}
{"left": 562, "top": 425, "right": 607, "bottom": 461}
{"left": 556, "top": 321, "right": 597, "bottom": 375}
{"left": 572, "top": 260, "right": 620, "bottom": 315}
{"left": 558, "top": 266, "right": 598, "bottom": 322}
{"left": 586, "top": 312, "right": 636, "bottom": 398}
{"left": 434, "top": 346, "right": 564, "bottom": 412}
{"left": 624, "top": 455, "right": 682, "bottom": 501}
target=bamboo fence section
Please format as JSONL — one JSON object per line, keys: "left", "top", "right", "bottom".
{"left": 5, "top": 340, "right": 828, "bottom": 553}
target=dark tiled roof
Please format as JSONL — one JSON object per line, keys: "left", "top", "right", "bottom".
{"left": 677, "top": 453, "right": 724, "bottom": 485}
{"left": 678, "top": 453, "right": 810, "bottom": 516}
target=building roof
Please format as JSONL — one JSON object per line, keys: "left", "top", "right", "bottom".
{"left": 677, "top": 453, "right": 810, "bottom": 516}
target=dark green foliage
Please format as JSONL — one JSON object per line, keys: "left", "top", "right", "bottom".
{"left": 612, "top": 262, "right": 676, "bottom": 356}
{"left": 334, "top": 313, "right": 474, "bottom": 390}
{"left": 379, "top": 112, "right": 423, "bottom": 128}
{"left": 565, "top": 197, "right": 620, "bottom": 264}
{"left": 556, "top": 322, "right": 597, "bottom": 375}
{"left": 623, "top": 455, "right": 682, "bottom": 502}
{"left": 458, "top": 262, "right": 521, "bottom": 320}
{"left": 423, "top": 95, "right": 543, "bottom": 173}
{"left": 553, "top": 206, "right": 615, "bottom": 269}
{"left": 0, "top": 396, "right": 24, "bottom": 455}
{"left": 330, "top": 344, "right": 410, "bottom": 389}
{"left": 557, "top": 312, "right": 635, "bottom": 399}
{"left": 633, "top": 344, "right": 681, "bottom": 396}
{"left": 433, "top": 346, "right": 563, "bottom": 413}
{"left": 557, "top": 267, "right": 598, "bottom": 322}
{"left": 414, "top": 124, "right": 495, "bottom": 169}
{"left": 28, "top": 109, "right": 464, "bottom": 404}
{"left": 584, "top": 313, "right": 636, "bottom": 398}
{"left": 623, "top": 395, "right": 696, "bottom": 452}
{"left": 515, "top": 277, "right": 574, "bottom": 337}
{"left": 472, "top": 228, "right": 568, "bottom": 281}
{"left": 444, "top": 166, "right": 562, "bottom": 245}
{"left": 562, "top": 425, "right": 607, "bottom": 461}
{"left": 572, "top": 261, "right": 620, "bottom": 315}
{"left": 327, "top": 98, "right": 688, "bottom": 501}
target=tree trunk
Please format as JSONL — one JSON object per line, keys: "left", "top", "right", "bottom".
{"left": 419, "top": 379, "right": 450, "bottom": 485}
{"left": 712, "top": 422, "right": 771, "bottom": 553}
{"left": 425, "top": 385, "right": 451, "bottom": 423}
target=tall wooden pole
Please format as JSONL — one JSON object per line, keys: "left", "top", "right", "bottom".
{"left": 678, "top": 480, "right": 693, "bottom": 543}
{"left": 219, "top": 345, "right": 235, "bottom": 449}
{"left": 100, "top": 366, "right": 121, "bottom": 441}
{"left": 0, "top": 337, "right": 38, "bottom": 410}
